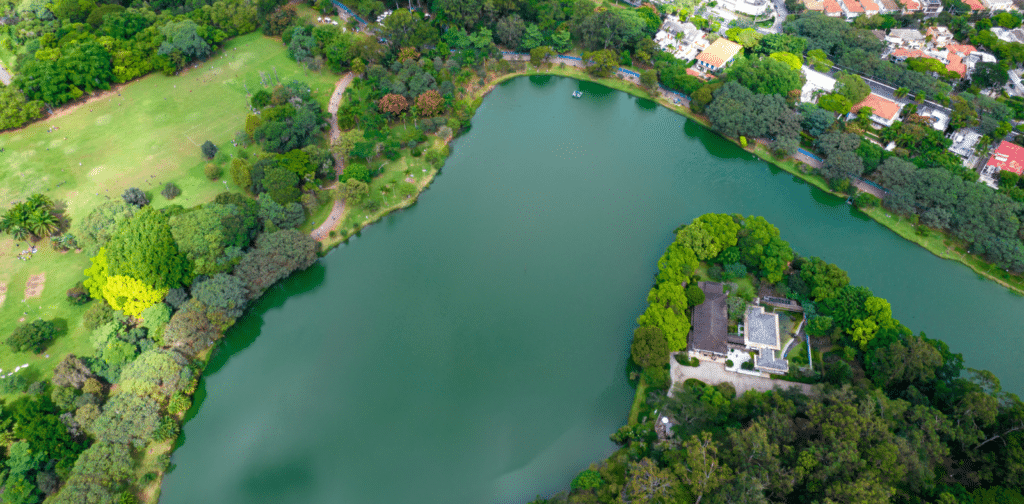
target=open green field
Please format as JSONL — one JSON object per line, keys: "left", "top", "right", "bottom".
{"left": 0, "top": 32, "right": 340, "bottom": 385}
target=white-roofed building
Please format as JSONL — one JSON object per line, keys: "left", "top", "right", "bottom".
{"left": 800, "top": 66, "right": 837, "bottom": 103}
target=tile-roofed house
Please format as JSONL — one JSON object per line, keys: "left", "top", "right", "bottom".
{"left": 688, "top": 282, "right": 729, "bottom": 357}
{"left": 871, "top": 29, "right": 886, "bottom": 40}
{"left": 890, "top": 47, "right": 927, "bottom": 61}
{"left": 696, "top": 38, "right": 743, "bottom": 72}
{"left": 902, "top": 0, "right": 921, "bottom": 11}
{"left": 850, "top": 93, "right": 902, "bottom": 127}
{"left": 744, "top": 306, "right": 781, "bottom": 350}
{"left": 824, "top": 0, "right": 844, "bottom": 15}
{"left": 841, "top": 0, "right": 864, "bottom": 16}
{"left": 963, "top": 0, "right": 986, "bottom": 9}
{"left": 878, "top": 0, "right": 900, "bottom": 11}
{"left": 986, "top": 140, "right": 1024, "bottom": 176}
{"left": 926, "top": 26, "right": 954, "bottom": 47}
{"left": 860, "top": 0, "right": 881, "bottom": 14}
{"left": 946, "top": 52, "right": 967, "bottom": 76}
{"left": 803, "top": 0, "right": 825, "bottom": 10}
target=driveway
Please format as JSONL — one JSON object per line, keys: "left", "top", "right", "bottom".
{"left": 669, "top": 358, "right": 815, "bottom": 397}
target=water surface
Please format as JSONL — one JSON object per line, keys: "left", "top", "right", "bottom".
{"left": 160, "top": 76, "right": 1024, "bottom": 504}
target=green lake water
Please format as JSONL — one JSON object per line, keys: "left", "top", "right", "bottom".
{"left": 159, "top": 76, "right": 1024, "bottom": 503}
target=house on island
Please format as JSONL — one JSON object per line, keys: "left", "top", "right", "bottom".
{"left": 695, "top": 38, "right": 743, "bottom": 73}
{"left": 687, "top": 282, "right": 790, "bottom": 375}
{"left": 688, "top": 282, "right": 730, "bottom": 359}
{"left": 849, "top": 93, "right": 901, "bottom": 127}
{"left": 982, "top": 140, "right": 1024, "bottom": 185}
{"left": 745, "top": 306, "right": 789, "bottom": 374}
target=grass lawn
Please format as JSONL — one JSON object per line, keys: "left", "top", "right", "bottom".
{"left": 0, "top": 32, "right": 341, "bottom": 390}
{"left": 627, "top": 376, "right": 648, "bottom": 427}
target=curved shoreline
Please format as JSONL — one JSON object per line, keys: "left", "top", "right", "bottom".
{"left": 470, "top": 65, "right": 1024, "bottom": 297}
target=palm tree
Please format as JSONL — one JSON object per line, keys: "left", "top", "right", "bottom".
{"left": 26, "top": 194, "right": 53, "bottom": 211}
{"left": 9, "top": 225, "right": 29, "bottom": 241}
{"left": 27, "top": 209, "right": 58, "bottom": 237}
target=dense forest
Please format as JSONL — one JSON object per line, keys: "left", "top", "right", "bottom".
{"left": 532, "top": 214, "right": 1024, "bottom": 504}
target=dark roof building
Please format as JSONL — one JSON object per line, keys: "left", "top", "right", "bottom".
{"left": 689, "top": 282, "right": 729, "bottom": 356}
{"left": 744, "top": 305, "right": 781, "bottom": 350}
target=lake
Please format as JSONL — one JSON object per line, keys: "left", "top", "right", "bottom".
{"left": 159, "top": 75, "right": 1024, "bottom": 504}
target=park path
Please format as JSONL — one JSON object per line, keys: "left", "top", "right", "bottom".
{"left": 0, "top": 59, "right": 11, "bottom": 86}
{"left": 311, "top": 72, "right": 354, "bottom": 241}
{"left": 669, "top": 357, "right": 815, "bottom": 397}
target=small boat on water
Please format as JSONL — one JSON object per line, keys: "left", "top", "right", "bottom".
{"left": 572, "top": 90, "right": 582, "bottom": 98}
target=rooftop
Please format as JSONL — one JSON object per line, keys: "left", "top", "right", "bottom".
{"left": 842, "top": 0, "right": 865, "bottom": 11}
{"left": 755, "top": 349, "right": 789, "bottom": 373}
{"left": 860, "top": 0, "right": 881, "bottom": 10}
{"left": 803, "top": 0, "right": 825, "bottom": 9}
{"left": 987, "top": 140, "right": 1024, "bottom": 176}
{"left": 689, "top": 282, "right": 729, "bottom": 356}
{"left": 851, "top": 93, "right": 901, "bottom": 121}
{"left": 744, "top": 305, "right": 780, "bottom": 349}
{"left": 949, "top": 130, "right": 982, "bottom": 158}
{"left": 902, "top": 0, "right": 921, "bottom": 10}
{"left": 800, "top": 66, "right": 837, "bottom": 102}
{"left": 963, "top": 0, "right": 986, "bottom": 9}
{"left": 889, "top": 28, "right": 924, "bottom": 41}
{"left": 824, "top": 0, "right": 843, "bottom": 13}
{"left": 879, "top": 0, "right": 900, "bottom": 9}
{"left": 696, "top": 38, "right": 743, "bottom": 68}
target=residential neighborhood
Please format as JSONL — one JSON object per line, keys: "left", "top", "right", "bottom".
{"left": 648, "top": 0, "right": 1024, "bottom": 195}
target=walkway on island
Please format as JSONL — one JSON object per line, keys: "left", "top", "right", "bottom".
{"left": 311, "top": 72, "right": 353, "bottom": 241}
{"left": 669, "top": 358, "right": 815, "bottom": 397}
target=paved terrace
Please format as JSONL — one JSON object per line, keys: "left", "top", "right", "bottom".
{"left": 670, "top": 357, "right": 815, "bottom": 397}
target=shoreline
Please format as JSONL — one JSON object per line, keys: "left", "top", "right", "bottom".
{"left": 480, "top": 63, "right": 1024, "bottom": 297}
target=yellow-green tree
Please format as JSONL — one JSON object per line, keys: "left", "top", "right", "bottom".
{"left": 83, "top": 248, "right": 109, "bottom": 299}
{"left": 101, "top": 275, "right": 168, "bottom": 318}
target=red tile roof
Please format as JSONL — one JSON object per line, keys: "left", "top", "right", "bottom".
{"left": 824, "top": 0, "right": 843, "bottom": 13}
{"left": 891, "top": 47, "right": 927, "bottom": 59}
{"left": 851, "top": 93, "right": 901, "bottom": 121}
{"left": 903, "top": 0, "right": 921, "bottom": 10}
{"left": 803, "top": 0, "right": 825, "bottom": 9}
{"left": 963, "top": 0, "right": 985, "bottom": 9}
{"left": 843, "top": 0, "right": 865, "bottom": 11}
{"left": 946, "top": 53, "right": 967, "bottom": 76}
{"left": 987, "top": 141, "right": 1024, "bottom": 175}
{"left": 686, "top": 67, "right": 703, "bottom": 78}
{"left": 696, "top": 38, "right": 742, "bottom": 69}
{"left": 946, "top": 43, "right": 976, "bottom": 56}
{"left": 859, "top": 0, "right": 880, "bottom": 11}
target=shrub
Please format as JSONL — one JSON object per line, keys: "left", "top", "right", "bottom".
{"left": 167, "top": 393, "right": 192, "bottom": 415}
{"left": 201, "top": 140, "right": 218, "bottom": 159}
{"left": 674, "top": 353, "right": 690, "bottom": 366}
{"left": 571, "top": 469, "right": 604, "bottom": 491}
{"left": 66, "top": 281, "right": 90, "bottom": 305}
{"left": 641, "top": 366, "right": 671, "bottom": 389}
{"left": 853, "top": 192, "right": 880, "bottom": 208}
{"left": 121, "top": 188, "right": 149, "bottom": 207}
{"left": 0, "top": 375, "right": 28, "bottom": 394}
{"left": 8, "top": 319, "right": 65, "bottom": 353}
{"left": 204, "top": 163, "right": 223, "bottom": 181}
{"left": 726, "top": 359, "right": 734, "bottom": 367}
{"left": 690, "top": 357, "right": 700, "bottom": 367}
{"left": 741, "top": 360, "right": 754, "bottom": 370}
{"left": 161, "top": 183, "right": 181, "bottom": 200}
